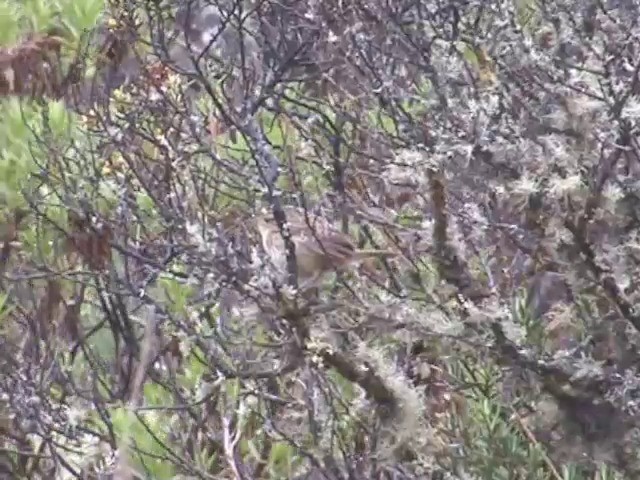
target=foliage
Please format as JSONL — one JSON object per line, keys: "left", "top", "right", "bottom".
{"left": 2, "top": 0, "right": 640, "bottom": 479}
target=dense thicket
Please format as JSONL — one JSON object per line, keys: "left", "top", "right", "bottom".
{"left": 1, "top": 0, "right": 640, "bottom": 479}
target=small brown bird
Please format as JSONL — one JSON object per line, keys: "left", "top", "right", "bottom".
{"left": 255, "top": 207, "right": 397, "bottom": 288}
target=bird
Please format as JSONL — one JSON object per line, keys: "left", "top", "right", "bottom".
{"left": 254, "top": 206, "right": 397, "bottom": 288}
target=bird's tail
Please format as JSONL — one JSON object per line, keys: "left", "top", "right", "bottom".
{"left": 353, "top": 249, "right": 398, "bottom": 260}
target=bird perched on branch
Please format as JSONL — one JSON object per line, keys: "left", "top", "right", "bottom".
{"left": 254, "top": 206, "right": 397, "bottom": 288}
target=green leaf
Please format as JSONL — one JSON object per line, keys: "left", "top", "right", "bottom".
{"left": 158, "top": 273, "right": 195, "bottom": 316}
{"left": 269, "top": 441, "right": 295, "bottom": 476}
{"left": 0, "top": 292, "right": 14, "bottom": 333}
{"left": 60, "top": 0, "right": 105, "bottom": 32}
{"left": 111, "top": 405, "right": 176, "bottom": 479}
{"left": 46, "top": 98, "right": 74, "bottom": 137}
{"left": 0, "top": 1, "right": 23, "bottom": 45}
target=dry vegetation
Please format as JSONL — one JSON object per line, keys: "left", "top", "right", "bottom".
{"left": 1, "top": 0, "right": 640, "bottom": 479}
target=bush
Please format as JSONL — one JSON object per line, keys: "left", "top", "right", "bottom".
{"left": 1, "top": 0, "right": 640, "bottom": 479}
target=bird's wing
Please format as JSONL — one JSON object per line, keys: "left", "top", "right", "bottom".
{"left": 308, "top": 231, "right": 356, "bottom": 263}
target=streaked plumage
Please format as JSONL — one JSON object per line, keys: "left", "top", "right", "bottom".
{"left": 255, "top": 207, "right": 396, "bottom": 287}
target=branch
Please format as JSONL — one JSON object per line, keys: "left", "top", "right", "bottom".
{"left": 428, "top": 168, "right": 490, "bottom": 302}
{"left": 113, "top": 311, "right": 159, "bottom": 480}
{"left": 310, "top": 344, "right": 398, "bottom": 419}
